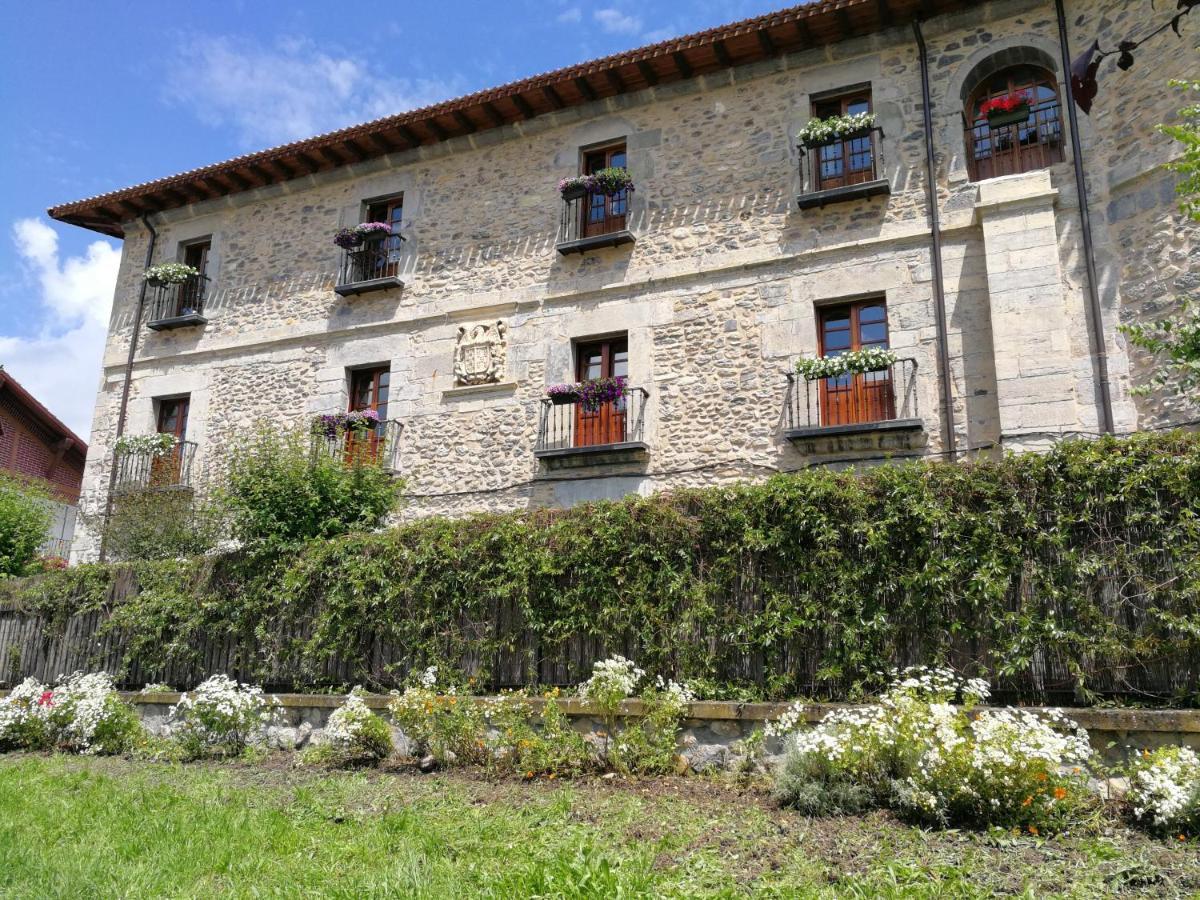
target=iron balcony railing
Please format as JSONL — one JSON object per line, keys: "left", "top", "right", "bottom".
{"left": 145, "top": 275, "right": 208, "bottom": 327}
{"left": 40, "top": 537, "right": 72, "bottom": 560}
{"left": 797, "top": 126, "right": 886, "bottom": 200}
{"left": 337, "top": 236, "right": 406, "bottom": 289}
{"left": 965, "top": 98, "right": 1064, "bottom": 182}
{"left": 113, "top": 439, "right": 198, "bottom": 492}
{"left": 557, "top": 189, "right": 633, "bottom": 249}
{"left": 536, "top": 386, "right": 648, "bottom": 452}
{"left": 786, "top": 358, "right": 918, "bottom": 431}
{"left": 310, "top": 418, "right": 403, "bottom": 473}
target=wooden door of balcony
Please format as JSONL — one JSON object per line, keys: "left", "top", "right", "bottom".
{"left": 347, "top": 366, "right": 390, "bottom": 464}
{"left": 574, "top": 337, "right": 628, "bottom": 447}
{"left": 819, "top": 301, "right": 894, "bottom": 426}
{"left": 151, "top": 397, "right": 189, "bottom": 486}
{"left": 581, "top": 145, "right": 628, "bottom": 238}
{"left": 363, "top": 197, "right": 404, "bottom": 280}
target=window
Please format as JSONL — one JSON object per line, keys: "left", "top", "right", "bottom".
{"left": 347, "top": 366, "right": 390, "bottom": 461}
{"left": 965, "top": 65, "right": 1063, "bottom": 181}
{"left": 574, "top": 336, "right": 628, "bottom": 447}
{"left": 363, "top": 196, "right": 404, "bottom": 279}
{"left": 152, "top": 396, "right": 189, "bottom": 486}
{"left": 182, "top": 240, "right": 209, "bottom": 276}
{"left": 176, "top": 240, "right": 210, "bottom": 317}
{"left": 156, "top": 397, "right": 189, "bottom": 441}
{"left": 812, "top": 91, "right": 875, "bottom": 191}
{"left": 581, "top": 143, "right": 627, "bottom": 238}
{"left": 817, "top": 300, "right": 894, "bottom": 426}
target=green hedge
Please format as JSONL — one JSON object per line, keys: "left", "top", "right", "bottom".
{"left": 3, "top": 432, "right": 1199, "bottom": 704}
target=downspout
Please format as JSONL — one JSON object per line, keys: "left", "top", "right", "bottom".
{"left": 1054, "top": 0, "right": 1114, "bottom": 434}
{"left": 99, "top": 214, "right": 156, "bottom": 562}
{"left": 912, "top": 20, "right": 957, "bottom": 460}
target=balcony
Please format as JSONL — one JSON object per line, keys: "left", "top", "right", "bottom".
{"left": 965, "top": 98, "right": 1064, "bottom": 182}
{"left": 535, "top": 386, "right": 649, "bottom": 466}
{"left": 334, "top": 236, "right": 405, "bottom": 297}
{"left": 796, "top": 126, "right": 889, "bottom": 209}
{"left": 112, "top": 439, "right": 197, "bottom": 492}
{"left": 555, "top": 191, "right": 635, "bottom": 255}
{"left": 310, "top": 417, "right": 403, "bottom": 473}
{"left": 784, "top": 358, "right": 923, "bottom": 451}
{"left": 145, "top": 276, "right": 208, "bottom": 330}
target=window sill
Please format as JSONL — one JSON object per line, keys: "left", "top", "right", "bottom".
{"left": 334, "top": 275, "right": 404, "bottom": 297}
{"left": 795, "top": 178, "right": 890, "bottom": 210}
{"left": 555, "top": 230, "right": 635, "bottom": 256}
{"left": 147, "top": 313, "right": 207, "bottom": 332}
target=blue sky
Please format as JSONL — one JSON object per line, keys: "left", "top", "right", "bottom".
{"left": 0, "top": 0, "right": 786, "bottom": 438}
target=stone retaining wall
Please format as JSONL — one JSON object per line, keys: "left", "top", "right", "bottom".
{"left": 126, "top": 692, "right": 1200, "bottom": 773}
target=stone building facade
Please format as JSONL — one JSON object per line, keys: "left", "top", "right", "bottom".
{"left": 50, "top": 0, "right": 1199, "bottom": 561}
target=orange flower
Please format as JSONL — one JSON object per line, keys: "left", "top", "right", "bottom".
{"left": 1022, "top": 796, "right": 1033, "bottom": 807}
{"left": 1053, "top": 787, "right": 1068, "bottom": 800}
{"left": 1028, "top": 826, "right": 1039, "bottom": 836}
{"left": 1179, "top": 835, "right": 1187, "bottom": 842}
{"left": 1036, "top": 772, "right": 1048, "bottom": 782}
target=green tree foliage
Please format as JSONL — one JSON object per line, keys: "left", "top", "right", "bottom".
{"left": 98, "top": 490, "right": 224, "bottom": 562}
{"left": 0, "top": 473, "right": 52, "bottom": 577}
{"left": 217, "top": 426, "right": 403, "bottom": 554}
{"left": 1121, "top": 68, "right": 1200, "bottom": 396}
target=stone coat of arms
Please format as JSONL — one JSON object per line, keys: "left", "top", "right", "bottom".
{"left": 454, "top": 321, "right": 508, "bottom": 386}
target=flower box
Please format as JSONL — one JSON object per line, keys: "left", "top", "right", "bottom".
{"left": 980, "top": 91, "right": 1032, "bottom": 130}
{"left": 986, "top": 104, "right": 1031, "bottom": 129}
{"left": 144, "top": 263, "right": 200, "bottom": 286}
{"left": 560, "top": 183, "right": 589, "bottom": 202}
{"left": 557, "top": 167, "right": 634, "bottom": 199}
{"left": 797, "top": 112, "right": 877, "bottom": 149}
{"left": 546, "top": 384, "right": 579, "bottom": 405}
{"left": 546, "top": 377, "right": 627, "bottom": 411}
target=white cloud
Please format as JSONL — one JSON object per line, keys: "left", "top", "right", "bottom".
{"left": 556, "top": 7, "right": 582, "bottom": 23}
{"left": 593, "top": 8, "right": 643, "bottom": 35}
{"left": 4, "top": 218, "right": 120, "bottom": 439}
{"left": 163, "top": 36, "right": 466, "bottom": 147}
{"left": 641, "top": 26, "right": 677, "bottom": 43}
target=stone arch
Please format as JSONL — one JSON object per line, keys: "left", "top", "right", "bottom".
{"left": 955, "top": 44, "right": 1061, "bottom": 107}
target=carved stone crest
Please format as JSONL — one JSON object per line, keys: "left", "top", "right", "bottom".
{"left": 454, "top": 321, "right": 507, "bottom": 386}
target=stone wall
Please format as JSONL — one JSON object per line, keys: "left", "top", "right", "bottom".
{"left": 126, "top": 691, "right": 1200, "bottom": 773}
{"left": 71, "top": 0, "right": 1196, "bottom": 560}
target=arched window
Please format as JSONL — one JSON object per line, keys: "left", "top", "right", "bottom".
{"left": 964, "top": 64, "right": 1064, "bottom": 181}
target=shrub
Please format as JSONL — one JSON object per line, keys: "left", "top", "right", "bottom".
{"left": 1126, "top": 747, "right": 1200, "bottom": 833}
{"left": 388, "top": 667, "right": 489, "bottom": 765}
{"left": 303, "top": 688, "right": 393, "bottom": 766}
{"left": 168, "top": 675, "right": 280, "bottom": 758}
{"left": 219, "top": 426, "right": 402, "bottom": 553}
{"left": 771, "top": 667, "right": 1095, "bottom": 831}
{"left": 610, "top": 678, "right": 694, "bottom": 775}
{"left": 0, "top": 473, "right": 52, "bottom": 578}
{"left": 0, "top": 677, "right": 52, "bottom": 751}
{"left": 41, "top": 671, "right": 144, "bottom": 755}
{"left": 486, "top": 689, "right": 593, "bottom": 778}
{"left": 98, "top": 490, "right": 223, "bottom": 561}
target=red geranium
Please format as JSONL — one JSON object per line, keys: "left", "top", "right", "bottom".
{"left": 38, "top": 691, "right": 54, "bottom": 707}
{"left": 980, "top": 90, "right": 1032, "bottom": 117}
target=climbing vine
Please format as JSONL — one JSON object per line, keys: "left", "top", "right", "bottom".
{"left": 2, "top": 433, "right": 1199, "bottom": 705}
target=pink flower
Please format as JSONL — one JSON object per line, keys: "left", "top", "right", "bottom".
{"left": 38, "top": 691, "right": 54, "bottom": 707}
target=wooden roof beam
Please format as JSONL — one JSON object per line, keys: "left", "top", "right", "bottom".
{"left": 574, "top": 76, "right": 598, "bottom": 101}
{"left": 635, "top": 60, "right": 659, "bottom": 86}
{"left": 543, "top": 85, "right": 566, "bottom": 110}
{"left": 272, "top": 157, "right": 298, "bottom": 179}
{"left": 247, "top": 162, "right": 276, "bottom": 184}
{"left": 672, "top": 51, "right": 693, "bottom": 79}
{"left": 510, "top": 93, "right": 536, "bottom": 120}
{"left": 319, "top": 146, "right": 345, "bottom": 166}
{"left": 396, "top": 124, "right": 423, "bottom": 147}
{"left": 876, "top": 0, "right": 895, "bottom": 27}
{"left": 712, "top": 39, "right": 733, "bottom": 67}
{"left": 368, "top": 132, "right": 398, "bottom": 153}
{"left": 224, "top": 169, "right": 254, "bottom": 190}
{"left": 453, "top": 110, "right": 477, "bottom": 134}
{"left": 757, "top": 28, "right": 777, "bottom": 55}
{"left": 794, "top": 18, "right": 814, "bottom": 47}
{"left": 481, "top": 101, "right": 507, "bottom": 127}
{"left": 606, "top": 68, "right": 626, "bottom": 93}
{"left": 425, "top": 117, "right": 450, "bottom": 141}
{"left": 341, "top": 139, "right": 371, "bottom": 162}
{"left": 293, "top": 151, "right": 323, "bottom": 173}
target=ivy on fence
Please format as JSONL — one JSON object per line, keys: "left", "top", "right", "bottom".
{"left": 2, "top": 432, "right": 1198, "bottom": 704}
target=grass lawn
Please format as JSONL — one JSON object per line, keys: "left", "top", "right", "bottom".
{"left": 0, "top": 755, "right": 1197, "bottom": 898}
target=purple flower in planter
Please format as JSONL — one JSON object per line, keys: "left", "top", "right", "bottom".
{"left": 546, "top": 383, "right": 578, "bottom": 398}
{"left": 312, "top": 409, "right": 381, "bottom": 438}
{"left": 354, "top": 221, "right": 393, "bottom": 239}
{"left": 334, "top": 228, "right": 363, "bottom": 250}
{"left": 575, "top": 376, "right": 628, "bottom": 412}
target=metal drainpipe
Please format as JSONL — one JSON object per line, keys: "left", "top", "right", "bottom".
{"left": 913, "top": 20, "right": 958, "bottom": 460}
{"left": 99, "top": 214, "right": 156, "bottom": 562}
{"left": 1054, "top": 0, "right": 1114, "bottom": 434}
